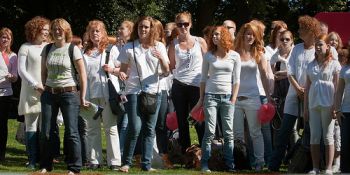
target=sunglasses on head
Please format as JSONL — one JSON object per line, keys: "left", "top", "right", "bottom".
{"left": 177, "top": 22, "right": 190, "bottom": 28}
{"left": 226, "top": 26, "right": 235, "bottom": 30}
{"left": 280, "top": 38, "right": 291, "bottom": 42}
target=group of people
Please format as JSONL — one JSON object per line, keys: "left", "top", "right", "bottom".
{"left": 0, "top": 11, "right": 349, "bottom": 174}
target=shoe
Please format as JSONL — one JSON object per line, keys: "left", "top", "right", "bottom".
{"left": 67, "top": 171, "right": 75, "bottom": 175}
{"left": 332, "top": 165, "right": 340, "bottom": 173}
{"left": 88, "top": 164, "right": 100, "bottom": 170}
{"left": 26, "top": 164, "right": 36, "bottom": 170}
{"left": 308, "top": 168, "right": 320, "bottom": 174}
{"left": 201, "top": 166, "right": 211, "bottom": 173}
{"left": 255, "top": 165, "right": 263, "bottom": 171}
{"left": 110, "top": 165, "right": 119, "bottom": 171}
{"left": 39, "top": 168, "right": 47, "bottom": 174}
{"left": 227, "top": 168, "right": 236, "bottom": 173}
{"left": 325, "top": 169, "right": 333, "bottom": 175}
{"left": 119, "top": 165, "right": 130, "bottom": 173}
{"left": 161, "top": 154, "right": 174, "bottom": 169}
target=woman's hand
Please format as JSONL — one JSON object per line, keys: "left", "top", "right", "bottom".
{"left": 151, "top": 49, "right": 163, "bottom": 61}
{"left": 80, "top": 98, "right": 90, "bottom": 108}
{"left": 102, "top": 64, "right": 113, "bottom": 73}
{"left": 119, "top": 72, "right": 128, "bottom": 81}
{"left": 191, "top": 99, "right": 203, "bottom": 114}
{"left": 35, "top": 84, "right": 45, "bottom": 94}
{"left": 336, "top": 111, "right": 344, "bottom": 126}
{"left": 5, "top": 73, "right": 16, "bottom": 82}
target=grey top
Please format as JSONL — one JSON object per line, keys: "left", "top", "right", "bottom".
{"left": 201, "top": 50, "right": 241, "bottom": 94}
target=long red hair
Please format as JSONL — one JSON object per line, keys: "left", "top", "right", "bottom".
{"left": 84, "top": 20, "right": 109, "bottom": 55}
{"left": 208, "top": 26, "right": 233, "bottom": 53}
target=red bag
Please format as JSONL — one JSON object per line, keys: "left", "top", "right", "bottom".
{"left": 166, "top": 112, "right": 178, "bottom": 131}
{"left": 190, "top": 106, "right": 205, "bottom": 122}
{"left": 258, "top": 103, "right": 276, "bottom": 124}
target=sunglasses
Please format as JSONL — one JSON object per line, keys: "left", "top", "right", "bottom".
{"left": 280, "top": 38, "right": 291, "bottom": 42}
{"left": 177, "top": 22, "right": 190, "bottom": 28}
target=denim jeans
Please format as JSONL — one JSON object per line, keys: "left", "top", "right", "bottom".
{"left": 117, "top": 113, "right": 128, "bottom": 157}
{"left": 201, "top": 94, "right": 235, "bottom": 170}
{"left": 341, "top": 113, "right": 350, "bottom": 173}
{"left": 259, "top": 96, "right": 272, "bottom": 165}
{"left": 268, "top": 113, "right": 298, "bottom": 171}
{"left": 156, "top": 90, "right": 169, "bottom": 154}
{"left": 122, "top": 93, "right": 161, "bottom": 170}
{"left": 171, "top": 79, "right": 204, "bottom": 153}
{"left": 234, "top": 97, "right": 264, "bottom": 167}
{"left": 40, "top": 91, "right": 82, "bottom": 173}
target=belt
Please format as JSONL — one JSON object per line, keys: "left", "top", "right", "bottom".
{"left": 237, "top": 96, "right": 248, "bottom": 101}
{"left": 45, "top": 86, "right": 77, "bottom": 94}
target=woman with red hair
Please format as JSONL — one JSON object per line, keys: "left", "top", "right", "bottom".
{"left": 18, "top": 16, "right": 50, "bottom": 169}
{"left": 304, "top": 34, "right": 341, "bottom": 174}
{"left": 233, "top": 23, "right": 272, "bottom": 171}
{"left": 83, "top": 20, "right": 121, "bottom": 170}
{"left": 195, "top": 26, "right": 240, "bottom": 172}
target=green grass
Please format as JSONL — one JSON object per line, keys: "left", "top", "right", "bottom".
{"left": 0, "top": 120, "right": 276, "bottom": 174}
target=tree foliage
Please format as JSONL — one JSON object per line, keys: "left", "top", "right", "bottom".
{"left": 0, "top": 0, "right": 348, "bottom": 51}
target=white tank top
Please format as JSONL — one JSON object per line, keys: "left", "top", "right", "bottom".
{"left": 173, "top": 37, "right": 203, "bottom": 87}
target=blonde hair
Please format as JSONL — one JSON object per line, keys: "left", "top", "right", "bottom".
{"left": 326, "top": 32, "right": 343, "bottom": 50}
{"left": 84, "top": 20, "right": 109, "bottom": 55}
{"left": 0, "top": 28, "right": 13, "bottom": 54}
{"left": 50, "top": 18, "right": 73, "bottom": 43}
{"left": 235, "top": 23, "right": 264, "bottom": 63}
{"left": 175, "top": 11, "right": 192, "bottom": 24}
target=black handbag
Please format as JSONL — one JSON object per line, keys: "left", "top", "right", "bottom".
{"left": 132, "top": 41, "right": 159, "bottom": 115}
{"left": 105, "top": 49, "right": 126, "bottom": 117}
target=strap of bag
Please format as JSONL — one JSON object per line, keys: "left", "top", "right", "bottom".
{"left": 104, "top": 45, "right": 112, "bottom": 78}
{"left": 132, "top": 41, "right": 160, "bottom": 93}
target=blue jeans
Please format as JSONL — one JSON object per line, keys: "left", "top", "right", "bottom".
{"left": 156, "top": 90, "right": 169, "bottom": 154}
{"left": 259, "top": 96, "right": 272, "bottom": 165}
{"left": 341, "top": 113, "right": 350, "bottom": 173}
{"left": 40, "top": 91, "right": 82, "bottom": 173}
{"left": 268, "top": 113, "right": 298, "bottom": 171}
{"left": 122, "top": 93, "right": 161, "bottom": 170}
{"left": 201, "top": 94, "right": 235, "bottom": 170}
{"left": 117, "top": 113, "right": 128, "bottom": 157}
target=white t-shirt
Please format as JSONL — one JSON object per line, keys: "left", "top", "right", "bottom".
{"left": 284, "top": 43, "right": 315, "bottom": 116}
{"left": 43, "top": 43, "right": 83, "bottom": 88}
{"left": 173, "top": 37, "right": 203, "bottom": 87}
{"left": 84, "top": 49, "right": 120, "bottom": 100}
{"left": 340, "top": 65, "right": 350, "bottom": 112}
{"left": 306, "top": 59, "right": 341, "bottom": 108}
{"left": 201, "top": 50, "right": 241, "bottom": 94}
{"left": 118, "top": 40, "right": 169, "bottom": 94}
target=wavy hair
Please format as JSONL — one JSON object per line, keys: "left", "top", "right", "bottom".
{"left": 130, "top": 16, "right": 157, "bottom": 46}
{"left": 175, "top": 11, "right": 192, "bottom": 24}
{"left": 50, "top": 18, "right": 73, "bottom": 43}
{"left": 153, "top": 19, "right": 166, "bottom": 44}
{"left": 298, "top": 15, "right": 320, "bottom": 39}
{"left": 338, "top": 48, "right": 350, "bottom": 65}
{"left": 0, "top": 28, "right": 13, "bottom": 54}
{"left": 208, "top": 26, "right": 233, "bottom": 53}
{"left": 25, "top": 16, "right": 50, "bottom": 43}
{"left": 84, "top": 20, "right": 109, "bottom": 55}
{"left": 234, "top": 23, "right": 264, "bottom": 63}
{"left": 326, "top": 32, "right": 343, "bottom": 50}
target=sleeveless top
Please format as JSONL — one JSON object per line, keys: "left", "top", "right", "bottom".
{"left": 173, "top": 37, "right": 203, "bottom": 87}
{"left": 238, "top": 59, "right": 261, "bottom": 98}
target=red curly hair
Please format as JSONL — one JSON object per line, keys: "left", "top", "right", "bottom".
{"left": 84, "top": 20, "right": 109, "bottom": 55}
{"left": 25, "top": 16, "right": 50, "bottom": 43}
{"left": 234, "top": 23, "right": 264, "bottom": 63}
{"left": 298, "top": 15, "right": 320, "bottom": 39}
{"left": 208, "top": 26, "right": 233, "bottom": 53}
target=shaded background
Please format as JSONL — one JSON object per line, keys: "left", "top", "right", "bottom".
{"left": 0, "top": 0, "right": 349, "bottom": 53}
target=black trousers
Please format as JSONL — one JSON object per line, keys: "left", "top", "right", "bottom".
{"left": 171, "top": 79, "right": 204, "bottom": 153}
{"left": 0, "top": 96, "right": 11, "bottom": 160}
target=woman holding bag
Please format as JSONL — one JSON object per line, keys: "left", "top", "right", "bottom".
{"left": 83, "top": 20, "right": 121, "bottom": 170}
{"left": 118, "top": 16, "right": 170, "bottom": 172}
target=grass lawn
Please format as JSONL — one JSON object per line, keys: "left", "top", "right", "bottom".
{"left": 0, "top": 119, "right": 276, "bottom": 174}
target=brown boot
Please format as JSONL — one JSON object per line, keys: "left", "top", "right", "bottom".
{"left": 162, "top": 154, "right": 174, "bottom": 169}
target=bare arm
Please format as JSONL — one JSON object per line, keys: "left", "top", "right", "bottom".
{"left": 288, "top": 75, "right": 304, "bottom": 100}
{"left": 118, "top": 63, "right": 129, "bottom": 81}
{"left": 257, "top": 56, "right": 272, "bottom": 102}
{"left": 198, "top": 37, "right": 208, "bottom": 54}
{"left": 231, "top": 83, "right": 239, "bottom": 104}
{"left": 168, "top": 42, "right": 176, "bottom": 71}
{"left": 75, "top": 58, "right": 88, "bottom": 107}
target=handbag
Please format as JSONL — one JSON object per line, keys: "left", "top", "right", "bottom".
{"left": 132, "top": 41, "right": 160, "bottom": 115}
{"left": 104, "top": 48, "right": 126, "bottom": 116}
